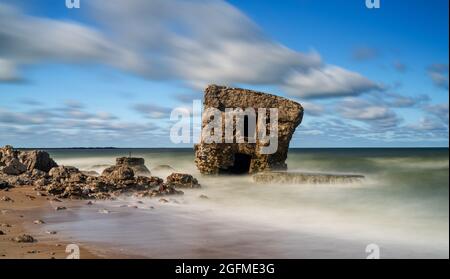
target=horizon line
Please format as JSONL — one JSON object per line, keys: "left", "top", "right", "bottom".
{"left": 12, "top": 146, "right": 450, "bottom": 149}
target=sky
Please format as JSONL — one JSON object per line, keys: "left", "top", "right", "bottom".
{"left": 0, "top": 0, "right": 448, "bottom": 148}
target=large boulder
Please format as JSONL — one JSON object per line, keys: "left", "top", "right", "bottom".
{"left": 0, "top": 158, "right": 27, "bottom": 175}
{"left": 0, "top": 146, "right": 58, "bottom": 174}
{"left": 116, "top": 157, "right": 151, "bottom": 176}
{"left": 194, "top": 85, "right": 303, "bottom": 174}
{"left": 101, "top": 165, "right": 135, "bottom": 181}
{"left": 0, "top": 145, "right": 17, "bottom": 159}
{"left": 49, "top": 166, "right": 85, "bottom": 182}
{"left": 166, "top": 173, "right": 200, "bottom": 188}
{"left": 19, "top": 150, "right": 58, "bottom": 172}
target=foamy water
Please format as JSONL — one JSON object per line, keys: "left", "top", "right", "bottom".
{"left": 35, "top": 148, "right": 449, "bottom": 258}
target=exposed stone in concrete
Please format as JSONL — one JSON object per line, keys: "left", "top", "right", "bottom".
{"left": 195, "top": 85, "right": 303, "bottom": 174}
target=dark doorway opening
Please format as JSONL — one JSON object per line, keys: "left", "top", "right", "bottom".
{"left": 228, "top": 153, "right": 252, "bottom": 174}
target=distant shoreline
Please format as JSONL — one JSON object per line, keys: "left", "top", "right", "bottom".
{"left": 14, "top": 147, "right": 450, "bottom": 150}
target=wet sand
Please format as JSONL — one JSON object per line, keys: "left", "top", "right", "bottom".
{"left": 0, "top": 186, "right": 106, "bottom": 259}
{"left": 1, "top": 179, "right": 448, "bottom": 259}
{"left": 30, "top": 190, "right": 449, "bottom": 259}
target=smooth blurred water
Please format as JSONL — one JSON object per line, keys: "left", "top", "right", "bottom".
{"left": 38, "top": 148, "right": 449, "bottom": 258}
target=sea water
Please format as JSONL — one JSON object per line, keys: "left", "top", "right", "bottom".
{"left": 37, "top": 148, "right": 449, "bottom": 258}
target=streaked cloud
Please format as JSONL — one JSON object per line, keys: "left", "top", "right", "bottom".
{"left": 352, "top": 46, "right": 379, "bottom": 61}
{"left": 0, "top": 99, "right": 165, "bottom": 147}
{"left": 393, "top": 61, "right": 407, "bottom": 73}
{"left": 301, "top": 101, "right": 325, "bottom": 117}
{"left": 132, "top": 104, "right": 172, "bottom": 119}
{"left": 0, "top": 0, "right": 380, "bottom": 99}
{"left": 427, "top": 63, "right": 449, "bottom": 90}
{"left": 283, "top": 66, "right": 383, "bottom": 99}
{"left": 423, "top": 103, "right": 449, "bottom": 124}
{"left": 337, "top": 97, "right": 401, "bottom": 128}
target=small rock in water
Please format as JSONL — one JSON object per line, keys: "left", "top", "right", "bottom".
{"left": 128, "top": 205, "right": 138, "bottom": 209}
{"left": 159, "top": 198, "right": 169, "bottom": 203}
{"left": 199, "top": 194, "right": 209, "bottom": 199}
{"left": 0, "top": 230, "right": 5, "bottom": 235}
{"left": 13, "top": 234, "right": 35, "bottom": 243}
{"left": 46, "top": 231, "right": 57, "bottom": 235}
{"left": 166, "top": 173, "right": 201, "bottom": 188}
{"left": 137, "top": 201, "right": 143, "bottom": 204}
{"left": 0, "top": 223, "right": 11, "bottom": 227}
{"left": 115, "top": 157, "right": 151, "bottom": 176}
{"left": 33, "top": 219, "right": 45, "bottom": 224}
{"left": 86, "top": 201, "right": 93, "bottom": 205}
{"left": 55, "top": 206, "right": 66, "bottom": 211}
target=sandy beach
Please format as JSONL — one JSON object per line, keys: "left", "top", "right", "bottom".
{"left": 0, "top": 186, "right": 103, "bottom": 259}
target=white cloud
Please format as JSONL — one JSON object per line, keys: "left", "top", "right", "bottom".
{"left": 283, "top": 66, "right": 382, "bottom": 98}
{"left": 88, "top": 0, "right": 323, "bottom": 87}
{"left": 412, "top": 117, "right": 447, "bottom": 131}
{"left": 0, "top": 0, "right": 380, "bottom": 99}
{"left": 337, "top": 97, "right": 400, "bottom": 128}
{"left": 427, "top": 64, "right": 449, "bottom": 90}
{"left": 0, "top": 58, "right": 18, "bottom": 81}
{"left": 424, "top": 103, "right": 449, "bottom": 125}
{"left": 301, "top": 101, "right": 325, "bottom": 117}
{"left": 132, "top": 104, "right": 172, "bottom": 119}
{"left": 0, "top": 3, "right": 140, "bottom": 79}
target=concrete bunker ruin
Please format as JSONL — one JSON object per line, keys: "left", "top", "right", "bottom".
{"left": 195, "top": 85, "right": 303, "bottom": 174}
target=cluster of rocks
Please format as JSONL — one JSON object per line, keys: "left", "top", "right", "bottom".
{"left": 0, "top": 145, "right": 57, "bottom": 176}
{"left": 1, "top": 145, "right": 201, "bottom": 200}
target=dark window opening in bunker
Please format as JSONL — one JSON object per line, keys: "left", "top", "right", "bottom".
{"left": 243, "top": 115, "right": 255, "bottom": 140}
{"left": 244, "top": 115, "right": 249, "bottom": 138}
{"left": 228, "top": 153, "right": 252, "bottom": 174}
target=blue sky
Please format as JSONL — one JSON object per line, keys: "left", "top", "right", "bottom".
{"left": 0, "top": 0, "right": 448, "bottom": 148}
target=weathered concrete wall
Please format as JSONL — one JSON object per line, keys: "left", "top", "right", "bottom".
{"left": 195, "top": 85, "right": 303, "bottom": 174}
